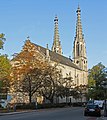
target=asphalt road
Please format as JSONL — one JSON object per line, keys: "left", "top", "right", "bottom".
{"left": 0, "top": 107, "right": 106, "bottom": 120}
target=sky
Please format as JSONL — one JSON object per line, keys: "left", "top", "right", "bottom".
{"left": 0, "top": 0, "right": 107, "bottom": 69}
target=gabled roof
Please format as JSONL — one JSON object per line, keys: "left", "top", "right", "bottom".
{"left": 34, "top": 43, "right": 81, "bottom": 70}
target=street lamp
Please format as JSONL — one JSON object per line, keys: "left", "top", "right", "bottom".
{"left": 101, "top": 81, "right": 107, "bottom": 117}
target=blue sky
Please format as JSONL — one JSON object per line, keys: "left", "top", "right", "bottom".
{"left": 0, "top": 0, "right": 107, "bottom": 69}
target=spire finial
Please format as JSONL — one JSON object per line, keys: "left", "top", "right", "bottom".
{"left": 27, "top": 36, "right": 30, "bottom": 40}
{"left": 78, "top": 4, "right": 80, "bottom": 9}
{"left": 54, "top": 15, "right": 58, "bottom": 22}
{"left": 76, "top": 5, "right": 81, "bottom": 13}
{"left": 46, "top": 44, "right": 48, "bottom": 49}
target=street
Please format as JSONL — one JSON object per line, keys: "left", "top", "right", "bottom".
{"left": 0, "top": 107, "right": 105, "bottom": 120}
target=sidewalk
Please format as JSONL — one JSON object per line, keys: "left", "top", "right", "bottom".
{"left": 0, "top": 109, "right": 37, "bottom": 116}
{"left": 0, "top": 108, "right": 58, "bottom": 116}
{"left": 99, "top": 110, "right": 107, "bottom": 120}
{"left": 97, "top": 117, "right": 107, "bottom": 120}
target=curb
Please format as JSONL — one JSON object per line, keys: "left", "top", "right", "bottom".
{"left": 0, "top": 110, "right": 37, "bottom": 116}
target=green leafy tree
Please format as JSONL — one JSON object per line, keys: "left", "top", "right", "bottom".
{"left": 0, "top": 33, "right": 12, "bottom": 100}
{"left": 0, "top": 55, "right": 11, "bottom": 79}
{"left": 0, "top": 55, "right": 11, "bottom": 99}
{"left": 0, "top": 33, "right": 10, "bottom": 80}
{"left": 88, "top": 62, "right": 106, "bottom": 100}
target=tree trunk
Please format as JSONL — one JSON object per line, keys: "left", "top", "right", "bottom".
{"left": 50, "top": 98, "right": 54, "bottom": 104}
{"left": 29, "top": 92, "right": 32, "bottom": 103}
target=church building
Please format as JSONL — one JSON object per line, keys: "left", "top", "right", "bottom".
{"left": 11, "top": 6, "right": 88, "bottom": 103}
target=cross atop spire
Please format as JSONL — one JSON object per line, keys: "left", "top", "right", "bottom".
{"left": 77, "top": 4, "right": 81, "bottom": 13}
{"left": 27, "top": 36, "right": 30, "bottom": 41}
{"left": 51, "top": 16, "right": 62, "bottom": 55}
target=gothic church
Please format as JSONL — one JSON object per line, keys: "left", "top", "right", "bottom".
{"left": 11, "top": 6, "right": 88, "bottom": 103}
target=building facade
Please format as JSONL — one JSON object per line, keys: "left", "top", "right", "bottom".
{"left": 11, "top": 6, "right": 88, "bottom": 103}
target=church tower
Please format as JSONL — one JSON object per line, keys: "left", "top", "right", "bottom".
{"left": 51, "top": 16, "right": 62, "bottom": 55}
{"left": 73, "top": 6, "right": 87, "bottom": 71}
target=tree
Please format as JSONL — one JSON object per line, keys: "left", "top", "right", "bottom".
{"left": 10, "top": 40, "right": 75, "bottom": 104}
{"left": 73, "top": 84, "right": 87, "bottom": 102}
{"left": 0, "top": 33, "right": 11, "bottom": 99}
{"left": 10, "top": 40, "right": 50, "bottom": 103}
{"left": 61, "top": 76, "right": 73, "bottom": 103}
{"left": 0, "top": 55, "right": 11, "bottom": 99}
{"left": 0, "top": 33, "right": 6, "bottom": 49}
{"left": 41, "top": 65, "right": 75, "bottom": 104}
{"left": 88, "top": 62, "right": 106, "bottom": 100}
{"left": 0, "top": 55, "right": 11, "bottom": 79}
{"left": 16, "top": 61, "right": 65, "bottom": 104}
{"left": 40, "top": 64, "right": 63, "bottom": 104}
{"left": 11, "top": 53, "right": 63, "bottom": 104}
{"left": 20, "top": 68, "right": 43, "bottom": 103}
{"left": 11, "top": 53, "right": 46, "bottom": 102}
{"left": 0, "top": 34, "right": 10, "bottom": 80}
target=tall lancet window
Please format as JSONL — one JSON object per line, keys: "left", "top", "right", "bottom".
{"left": 76, "top": 42, "right": 79, "bottom": 56}
{"left": 81, "top": 44, "right": 82, "bottom": 51}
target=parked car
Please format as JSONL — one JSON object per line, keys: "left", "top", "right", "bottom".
{"left": 87, "top": 100, "right": 104, "bottom": 109}
{"left": 84, "top": 104, "right": 101, "bottom": 117}
{"left": 0, "top": 99, "right": 8, "bottom": 108}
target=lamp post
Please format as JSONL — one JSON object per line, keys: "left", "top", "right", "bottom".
{"left": 101, "top": 81, "right": 107, "bottom": 117}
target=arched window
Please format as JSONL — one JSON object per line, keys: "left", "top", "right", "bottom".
{"left": 76, "top": 60, "right": 79, "bottom": 64}
{"left": 81, "top": 44, "right": 82, "bottom": 51}
{"left": 76, "top": 43, "right": 79, "bottom": 56}
{"left": 69, "top": 71, "right": 71, "bottom": 77}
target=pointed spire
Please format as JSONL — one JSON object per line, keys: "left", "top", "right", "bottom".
{"left": 73, "top": 6, "right": 87, "bottom": 71}
{"left": 54, "top": 15, "right": 60, "bottom": 46}
{"left": 76, "top": 6, "right": 83, "bottom": 41}
{"left": 51, "top": 15, "right": 62, "bottom": 55}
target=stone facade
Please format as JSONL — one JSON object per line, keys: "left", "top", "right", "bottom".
{"left": 10, "top": 6, "right": 88, "bottom": 103}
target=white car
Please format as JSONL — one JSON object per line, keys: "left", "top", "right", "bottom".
{"left": 94, "top": 100, "right": 104, "bottom": 109}
{"left": 0, "top": 99, "right": 8, "bottom": 108}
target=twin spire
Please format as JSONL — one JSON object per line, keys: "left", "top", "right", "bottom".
{"left": 51, "top": 16, "right": 62, "bottom": 55}
{"left": 51, "top": 6, "right": 84, "bottom": 56}
{"left": 43, "top": 6, "right": 87, "bottom": 70}
{"left": 25, "top": 6, "right": 87, "bottom": 71}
